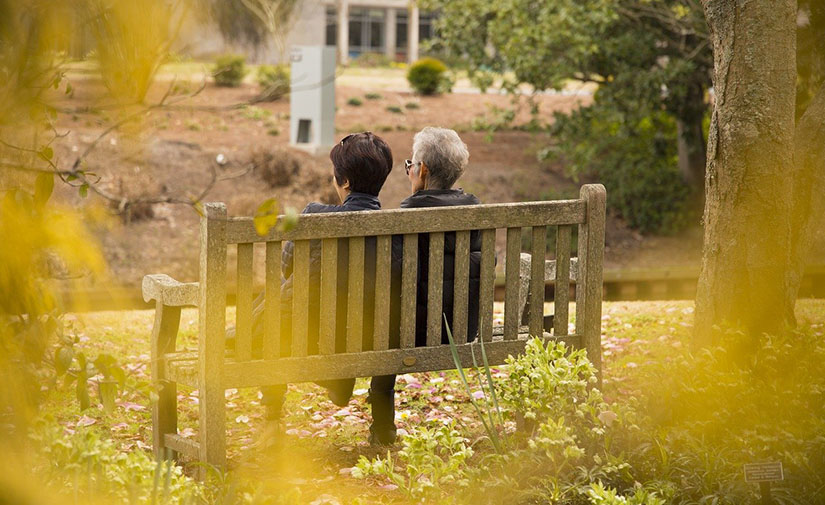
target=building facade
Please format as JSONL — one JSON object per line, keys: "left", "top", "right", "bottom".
{"left": 276, "top": 0, "right": 434, "bottom": 64}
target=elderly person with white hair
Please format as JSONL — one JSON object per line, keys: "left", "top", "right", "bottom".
{"left": 399, "top": 126, "right": 482, "bottom": 343}
{"left": 371, "top": 127, "right": 483, "bottom": 446}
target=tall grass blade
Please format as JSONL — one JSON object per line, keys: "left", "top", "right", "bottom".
{"left": 478, "top": 331, "right": 505, "bottom": 427}
{"left": 444, "top": 314, "right": 502, "bottom": 453}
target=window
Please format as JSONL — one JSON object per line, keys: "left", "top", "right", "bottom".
{"left": 419, "top": 11, "right": 436, "bottom": 42}
{"left": 325, "top": 6, "right": 336, "bottom": 46}
{"left": 348, "top": 7, "right": 386, "bottom": 56}
{"left": 396, "top": 9, "right": 408, "bottom": 54}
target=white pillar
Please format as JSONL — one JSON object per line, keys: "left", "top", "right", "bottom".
{"left": 407, "top": 3, "right": 419, "bottom": 64}
{"left": 338, "top": 0, "right": 349, "bottom": 65}
{"left": 385, "top": 8, "right": 397, "bottom": 60}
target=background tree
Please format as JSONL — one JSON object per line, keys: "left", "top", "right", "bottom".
{"left": 695, "top": 0, "right": 825, "bottom": 341}
{"left": 421, "top": 0, "right": 712, "bottom": 233}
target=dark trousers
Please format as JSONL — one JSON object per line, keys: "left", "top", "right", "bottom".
{"left": 261, "top": 374, "right": 396, "bottom": 428}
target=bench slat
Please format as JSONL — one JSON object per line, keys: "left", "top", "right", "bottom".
{"left": 222, "top": 336, "right": 581, "bottom": 387}
{"left": 478, "top": 229, "right": 496, "bottom": 342}
{"left": 347, "top": 236, "right": 365, "bottom": 353}
{"left": 554, "top": 225, "right": 572, "bottom": 336}
{"left": 292, "top": 240, "right": 310, "bottom": 357}
{"left": 166, "top": 330, "right": 583, "bottom": 388}
{"left": 164, "top": 433, "right": 199, "bottom": 460}
{"left": 426, "top": 232, "right": 445, "bottom": 347}
{"left": 452, "top": 230, "right": 470, "bottom": 344}
{"left": 319, "top": 238, "right": 338, "bottom": 355}
{"left": 529, "top": 227, "right": 547, "bottom": 336}
{"left": 400, "top": 233, "right": 418, "bottom": 348}
{"left": 226, "top": 200, "right": 586, "bottom": 243}
{"left": 373, "top": 235, "right": 391, "bottom": 351}
{"left": 235, "top": 243, "right": 254, "bottom": 361}
{"left": 263, "top": 241, "right": 281, "bottom": 359}
{"left": 504, "top": 227, "right": 522, "bottom": 340}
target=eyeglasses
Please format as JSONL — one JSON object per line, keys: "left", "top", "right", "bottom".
{"left": 340, "top": 131, "right": 373, "bottom": 145}
{"left": 404, "top": 159, "right": 421, "bottom": 175}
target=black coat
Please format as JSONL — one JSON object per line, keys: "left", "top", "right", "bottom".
{"left": 390, "top": 189, "right": 483, "bottom": 346}
{"left": 251, "top": 192, "right": 381, "bottom": 356}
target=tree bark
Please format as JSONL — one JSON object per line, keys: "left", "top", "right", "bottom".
{"left": 694, "top": 0, "right": 798, "bottom": 343}
{"left": 789, "top": 83, "right": 825, "bottom": 313}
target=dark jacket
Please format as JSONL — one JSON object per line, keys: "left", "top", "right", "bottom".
{"left": 251, "top": 192, "right": 381, "bottom": 356}
{"left": 391, "top": 188, "right": 483, "bottom": 346}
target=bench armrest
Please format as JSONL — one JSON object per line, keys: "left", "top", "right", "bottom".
{"left": 142, "top": 274, "right": 199, "bottom": 307}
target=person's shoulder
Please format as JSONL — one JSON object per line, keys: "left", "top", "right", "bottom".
{"left": 302, "top": 202, "right": 342, "bottom": 214}
{"left": 459, "top": 190, "right": 481, "bottom": 205}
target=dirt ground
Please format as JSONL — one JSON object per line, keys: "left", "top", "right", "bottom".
{"left": 49, "top": 74, "right": 706, "bottom": 290}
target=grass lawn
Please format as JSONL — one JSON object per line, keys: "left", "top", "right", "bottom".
{"left": 37, "top": 299, "right": 825, "bottom": 503}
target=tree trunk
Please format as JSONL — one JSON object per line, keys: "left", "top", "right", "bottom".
{"left": 694, "top": 0, "right": 798, "bottom": 343}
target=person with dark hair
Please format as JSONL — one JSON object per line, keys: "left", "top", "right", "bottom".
{"left": 244, "top": 131, "right": 394, "bottom": 445}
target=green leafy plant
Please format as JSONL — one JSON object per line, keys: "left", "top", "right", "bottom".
{"left": 385, "top": 105, "right": 403, "bottom": 114}
{"left": 346, "top": 97, "right": 363, "bottom": 106}
{"left": 212, "top": 54, "right": 247, "bottom": 87}
{"left": 404, "top": 101, "right": 420, "bottom": 110}
{"left": 407, "top": 57, "right": 451, "bottom": 95}
{"left": 52, "top": 319, "right": 126, "bottom": 412}
{"left": 364, "top": 92, "right": 382, "bottom": 100}
{"left": 353, "top": 421, "right": 473, "bottom": 500}
{"left": 256, "top": 64, "right": 290, "bottom": 101}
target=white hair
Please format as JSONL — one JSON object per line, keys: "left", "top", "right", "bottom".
{"left": 412, "top": 127, "right": 469, "bottom": 189}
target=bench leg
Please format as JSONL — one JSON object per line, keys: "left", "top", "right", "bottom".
{"left": 151, "top": 303, "right": 181, "bottom": 461}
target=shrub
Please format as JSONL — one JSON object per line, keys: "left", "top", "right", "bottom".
{"left": 346, "top": 97, "right": 363, "bottom": 106}
{"left": 256, "top": 64, "right": 290, "bottom": 101}
{"left": 546, "top": 103, "right": 694, "bottom": 234}
{"left": 251, "top": 147, "right": 302, "bottom": 187}
{"left": 364, "top": 92, "right": 382, "bottom": 100}
{"left": 386, "top": 105, "right": 403, "bottom": 114}
{"left": 212, "top": 54, "right": 247, "bottom": 87}
{"left": 407, "top": 57, "right": 450, "bottom": 95}
{"left": 404, "top": 101, "right": 420, "bottom": 110}
{"left": 353, "top": 52, "right": 393, "bottom": 68}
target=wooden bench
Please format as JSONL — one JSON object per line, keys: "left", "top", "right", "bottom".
{"left": 142, "top": 184, "right": 606, "bottom": 470}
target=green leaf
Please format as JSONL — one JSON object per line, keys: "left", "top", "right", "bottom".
{"left": 98, "top": 381, "right": 117, "bottom": 413}
{"left": 110, "top": 365, "right": 126, "bottom": 387}
{"left": 55, "top": 346, "right": 74, "bottom": 376}
{"left": 253, "top": 198, "right": 279, "bottom": 236}
{"left": 79, "top": 183, "right": 89, "bottom": 198}
{"left": 65, "top": 82, "right": 73, "bottom": 95}
{"left": 278, "top": 206, "right": 299, "bottom": 232}
{"left": 76, "top": 372, "right": 91, "bottom": 410}
{"left": 34, "top": 172, "right": 54, "bottom": 207}
{"left": 38, "top": 146, "right": 54, "bottom": 162}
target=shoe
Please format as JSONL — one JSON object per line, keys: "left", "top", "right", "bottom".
{"left": 368, "top": 423, "right": 397, "bottom": 446}
{"left": 367, "top": 387, "right": 397, "bottom": 446}
{"left": 319, "top": 378, "right": 355, "bottom": 407}
{"left": 251, "top": 418, "right": 282, "bottom": 450}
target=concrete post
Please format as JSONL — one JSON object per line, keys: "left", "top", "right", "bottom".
{"left": 407, "top": 3, "right": 419, "bottom": 64}
{"left": 385, "top": 8, "right": 397, "bottom": 60}
{"left": 337, "top": 0, "right": 349, "bottom": 65}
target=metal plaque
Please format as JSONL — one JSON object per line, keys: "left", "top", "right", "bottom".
{"left": 744, "top": 462, "right": 784, "bottom": 483}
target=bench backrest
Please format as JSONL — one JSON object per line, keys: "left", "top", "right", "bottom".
{"left": 198, "top": 184, "right": 605, "bottom": 383}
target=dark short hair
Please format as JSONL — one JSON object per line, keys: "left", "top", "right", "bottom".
{"left": 329, "top": 131, "right": 393, "bottom": 196}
